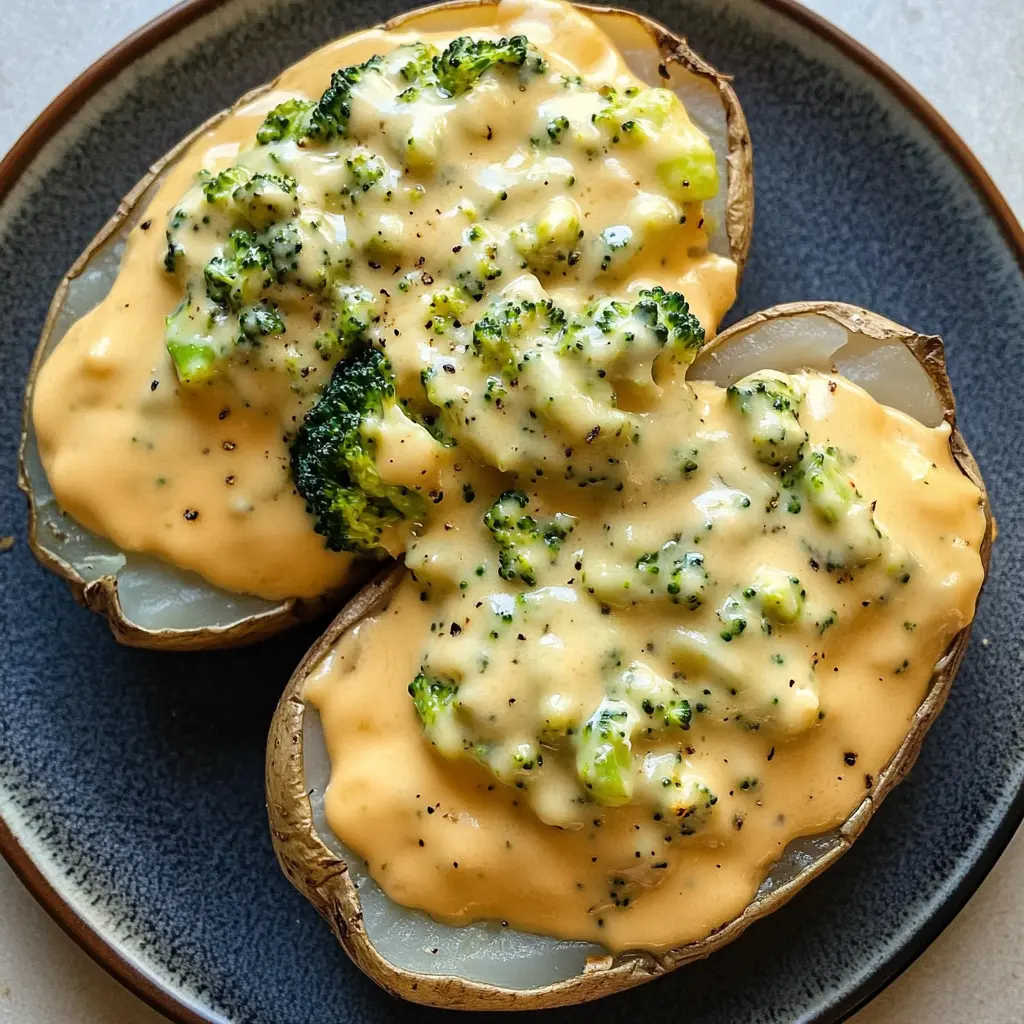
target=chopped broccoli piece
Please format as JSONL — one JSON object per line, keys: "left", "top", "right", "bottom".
{"left": 633, "top": 285, "right": 705, "bottom": 358}
{"left": 308, "top": 55, "right": 384, "bottom": 140}
{"left": 575, "top": 698, "right": 637, "bottom": 806}
{"left": 717, "top": 595, "right": 747, "bottom": 642}
{"left": 314, "top": 286, "right": 379, "bottom": 361}
{"left": 749, "top": 566, "right": 805, "bottom": 623}
{"left": 231, "top": 172, "right": 297, "bottom": 229}
{"left": 201, "top": 166, "right": 251, "bottom": 204}
{"left": 204, "top": 229, "right": 275, "bottom": 310}
{"left": 727, "top": 372, "right": 808, "bottom": 467}
{"left": 483, "top": 490, "right": 574, "bottom": 586}
{"left": 434, "top": 35, "right": 546, "bottom": 96}
{"left": 797, "top": 445, "right": 855, "bottom": 523}
{"left": 344, "top": 148, "right": 387, "bottom": 192}
{"left": 238, "top": 300, "right": 285, "bottom": 342}
{"left": 472, "top": 298, "right": 566, "bottom": 372}
{"left": 596, "top": 87, "right": 718, "bottom": 201}
{"left": 408, "top": 671, "right": 458, "bottom": 728}
{"left": 639, "top": 751, "right": 717, "bottom": 828}
{"left": 290, "top": 345, "right": 425, "bottom": 554}
{"left": 256, "top": 98, "right": 315, "bottom": 144}
{"left": 620, "top": 662, "right": 691, "bottom": 731}
{"left": 512, "top": 196, "right": 581, "bottom": 265}
{"left": 164, "top": 295, "right": 217, "bottom": 386}
{"left": 634, "top": 543, "right": 708, "bottom": 609}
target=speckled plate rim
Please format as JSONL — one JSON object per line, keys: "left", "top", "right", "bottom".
{"left": 1, "top": 1, "right": 1021, "bottom": 1022}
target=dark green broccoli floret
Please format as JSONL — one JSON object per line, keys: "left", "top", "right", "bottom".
{"left": 483, "top": 490, "right": 574, "bottom": 586}
{"left": 434, "top": 35, "right": 545, "bottom": 96}
{"left": 632, "top": 285, "right": 705, "bottom": 356}
{"left": 307, "top": 55, "right": 384, "bottom": 140}
{"left": 290, "top": 345, "right": 425, "bottom": 554}
{"left": 256, "top": 98, "right": 315, "bottom": 144}
{"left": 204, "top": 229, "right": 275, "bottom": 310}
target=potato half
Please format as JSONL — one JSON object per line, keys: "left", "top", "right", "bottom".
{"left": 265, "top": 301, "right": 991, "bottom": 1009}
{"left": 17, "top": 0, "right": 753, "bottom": 650}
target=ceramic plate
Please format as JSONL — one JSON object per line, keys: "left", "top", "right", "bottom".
{"left": 1, "top": 1, "right": 1021, "bottom": 1022}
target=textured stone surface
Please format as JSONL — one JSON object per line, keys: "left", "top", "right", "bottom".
{"left": 0, "top": 2, "right": 1022, "bottom": 1023}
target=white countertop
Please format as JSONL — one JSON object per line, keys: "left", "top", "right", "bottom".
{"left": 1, "top": 2, "right": 1022, "bottom": 1021}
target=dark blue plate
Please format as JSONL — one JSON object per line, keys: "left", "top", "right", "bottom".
{"left": 1, "top": 1, "right": 1021, "bottom": 1021}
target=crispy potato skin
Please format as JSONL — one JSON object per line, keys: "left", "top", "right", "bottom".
{"left": 18, "top": 1, "right": 754, "bottom": 650}
{"left": 265, "top": 300, "right": 992, "bottom": 1009}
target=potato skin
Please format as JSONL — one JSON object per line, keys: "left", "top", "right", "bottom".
{"left": 18, "top": 1, "right": 754, "bottom": 650}
{"left": 265, "top": 300, "right": 992, "bottom": 1009}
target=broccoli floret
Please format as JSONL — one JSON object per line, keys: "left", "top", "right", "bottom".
{"left": 344, "top": 148, "right": 387, "bottom": 192}
{"left": 596, "top": 87, "right": 718, "bottom": 202}
{"left": 307, "top": 55, "right": 384, "bottom": 140}
{"left": 717, "top": 595, "right": 747, "bottom": 642}
{"left": 164, "top": 295, "right": 217, "bottom": 386}
{"left": 633, "top": 285, "right": 705, "bottom": 358}
{"left": 796, "top": 445, "right": 855, "bottom": 523}
{"left": 575, "top": 698, "right": 637, "bottom": 806}
{"left": 201, "top": 166, "right": 251, "bottom": 205}
{"left": 231, "top": 172, "right": 297, "bottom": 229}
{"left": 204, "top": 229, "right": 275, "bottom": 310}
{"left": 434, "top": 35, "right": 546, "bottom": 96}
{"left": 471, "top": 298, "right": 566, "bottom": 371}
{"left": 256, "top": 98, "right": 315, "bottom": 144}
{"left": 408, "top": 671, "right": 458, "bottom": 727}
{"left": 393, "top": 42, "right": 441, "bottom": 87}
{"left": 512, "top": 196, "right": 581, "bottom": 265}
{"left": 290, "top": 345, "right": 425, "bottom": 554}
{"left": 620, "top": 663, "right": 691, "bottom": 731}
{"left": 749, "top": 566, "right": 805, "bottom": 623}
{"left": 238, "top": 300, "right": 285, "bottom": 342}
{"left": 636, "top": 544, "right": 708, "bottom": 609}
{"left": 727, "top": 372, "right": 808, "bottom": 467}
{"left": 483, "top": 490, "right": 574, "bottom": 586}
{"left": 314, "top": 286, "right": 379, "bottom": 361}
{"left": 639, "top": 751, "right": 717, "bottom": 828}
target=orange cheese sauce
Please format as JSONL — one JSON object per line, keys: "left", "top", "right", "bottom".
{"left": 305, "top": 372, "right": 986, "bottom": 952}
{"left": 31, "top": 0, "right": 735, "bottom": 601}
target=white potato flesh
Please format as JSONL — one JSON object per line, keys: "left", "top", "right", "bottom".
{"left": 301, "top": 310, "right": 949, "bottom": 990}
{"left": 24, "top": 9, "right": 735, "bottom": 634}
{"left": 690, "top": 312, "right": 946, "bottom": 428}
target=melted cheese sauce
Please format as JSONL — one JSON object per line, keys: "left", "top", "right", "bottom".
{"left": 32, "top": 0, "right": 735, "bottom": 600}
{"left": 306, "top": 371, "right": 986, "bottom": 952}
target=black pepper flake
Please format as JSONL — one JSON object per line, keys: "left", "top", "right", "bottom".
{"left": 225, "top": 475, "right": 235, "bottom": 486}
{"left": 140, "top": 220, "right": 152, "bottom": 231}
{"left": 865, "top": 773, "right": 874, "bottom": 788}
{"left": 368, "top": 260, "right": 382, "bottom": 270}
{"left": 223, "top": 440, "right": 236, "bottom": 451}
{"left": 844, "top": 752, "right": 858, "bottom": 766}
{"left": 418, "top": 839, "right": 425, "bottom": 847}
{"left": 150, "top": 380, "right": 159, "bottom": 391}
{"left": 767, "top": 746, "right": 775, "bottom": 762}
{"left": 183, "top": 509, "right": 199, "bottom": 521}
{"left": 657, "top": 63, "right": 670, "bottom": 79}
{"left": 218, "top": 407, "right": 231, "bottom": 420}
{"left": 450, "top": 622, "right": 462, "bottom": 636}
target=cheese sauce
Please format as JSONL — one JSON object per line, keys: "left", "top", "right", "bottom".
{"left": 31, "top": 0, "right": 735, "bottom": 600}
{"left": 305, "top": 369, "right": 986, "bottom": 952}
